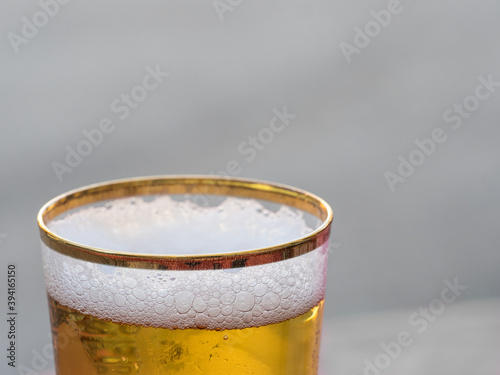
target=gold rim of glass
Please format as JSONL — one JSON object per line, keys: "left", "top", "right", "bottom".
{"left": 37, "top": 176, "right": 333, "bottom": 270}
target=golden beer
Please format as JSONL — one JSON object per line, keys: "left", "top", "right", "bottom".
{"left": 38, "top": 177, "right": 333, "bottom": 375}
{"left": 49, "top": 296, "right": 324, "bottom": 375}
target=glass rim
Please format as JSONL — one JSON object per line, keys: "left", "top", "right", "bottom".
{"left": 37, "top": 175, "right": 333, "bottom": 270}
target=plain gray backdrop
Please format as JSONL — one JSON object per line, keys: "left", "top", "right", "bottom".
{"left": 1, "top": 0, "right": 499, "bottom": 373}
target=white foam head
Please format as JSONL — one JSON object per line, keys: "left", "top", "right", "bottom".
{"left": 42, "top": 196, "right": 329, "bottom": 329}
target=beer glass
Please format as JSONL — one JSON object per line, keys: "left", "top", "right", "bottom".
{"left": 37, "top": 176, "right": 333, "bottom": 375}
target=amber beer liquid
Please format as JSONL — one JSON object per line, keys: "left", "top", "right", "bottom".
{"left": 49, "top": 297, "right": 324, "bottom": 375}
{"left": 38, "top": 177, "right": 333, "bottom": 375}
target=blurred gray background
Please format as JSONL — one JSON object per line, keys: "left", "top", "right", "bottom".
{"left": 1, "top": 0, "right": 499, "bottom": 374}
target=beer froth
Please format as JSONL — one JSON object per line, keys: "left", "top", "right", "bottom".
{"left": 43, "top": 197, "right": 328, "bottom": 330}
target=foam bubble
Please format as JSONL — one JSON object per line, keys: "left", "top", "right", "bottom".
{"left": 48, "top": 196, "right": 314, "bottom": 255}
{"left": 42, "top": 196, "right": 328, "bottom": 330}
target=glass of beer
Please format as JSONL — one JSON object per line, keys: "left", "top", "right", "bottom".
{"left": 37, "top": 176, "right": 333, "bottom": 375}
